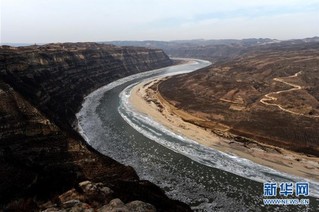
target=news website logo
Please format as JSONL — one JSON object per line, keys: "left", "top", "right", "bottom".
{"left": 263, "top": 182, "right": 310, "bottom": 205}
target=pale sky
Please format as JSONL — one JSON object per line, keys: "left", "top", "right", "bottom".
{"left": 1, "top": 0, "right": 319, "bottom": 43}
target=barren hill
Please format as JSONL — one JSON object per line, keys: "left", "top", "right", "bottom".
{"left": 159, "top": 42, "right": 319, "bottom": 156}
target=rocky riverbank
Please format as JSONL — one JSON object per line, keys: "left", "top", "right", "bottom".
{"left": 0, "top": 43, "right": 191, "bottom": 211}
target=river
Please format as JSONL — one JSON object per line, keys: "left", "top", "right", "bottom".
{"left": 76, "top": 59, "right": 319, "bottom": 211}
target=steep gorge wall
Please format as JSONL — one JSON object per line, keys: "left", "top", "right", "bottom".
{"left": 0, "top": 43, "right": 172, "bottom": 127}
{"left": 0, "top": 43, "right": 191, "bottom": 211}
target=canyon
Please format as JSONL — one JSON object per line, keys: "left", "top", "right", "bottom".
{"left": 0, "top": 43, "right": 190, "bottom": 211}
{"left": 1, "top": 39, "right": 319, "bottom": 211}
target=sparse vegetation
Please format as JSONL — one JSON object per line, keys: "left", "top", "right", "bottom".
{"left": 159, "top": 42, "right": 319, "bottom": 156}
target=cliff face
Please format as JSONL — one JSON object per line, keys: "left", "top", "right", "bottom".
{"left": 0, "top": 43, "right": 190, "bottom": 211}
{"left": 0, "top": 43, "right": 172, "bottom": 127}
{"left": 0, "top": 80, "right": 136, "bottom": 201}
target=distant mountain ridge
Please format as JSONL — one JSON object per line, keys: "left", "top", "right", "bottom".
{"left": 104, "top": 37, "right": 319, "bottom": 62}
{"left": 106, "top": 38, "right": 278, "bottom": 48}
{"left": 3, "top": 36, "right": 318, "bottom": 49}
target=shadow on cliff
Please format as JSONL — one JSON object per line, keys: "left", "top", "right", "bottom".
{"left": 0, "top": 81, "right": 190, "bottom": 211}
{"left": 0, "top": 43, "right": 190, "bottom": 211}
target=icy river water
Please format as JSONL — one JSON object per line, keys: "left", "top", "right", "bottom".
{"left": 76, "top": 59, "right": 319, "bottom": 211}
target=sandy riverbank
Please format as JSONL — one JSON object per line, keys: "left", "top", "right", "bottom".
{"left": 129, "top": 77, "right": 319, "bottom": 181}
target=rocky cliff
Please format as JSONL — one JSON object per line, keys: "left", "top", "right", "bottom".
{"left": 0, "top": 43, "right": 172, "bottom": 128}
{"left": 0, "top": 43, "right": 190, "bottom": 211}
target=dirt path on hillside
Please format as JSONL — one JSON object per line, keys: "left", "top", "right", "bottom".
{"left": 260, "top": 71, "right": 319, "bottom": 118}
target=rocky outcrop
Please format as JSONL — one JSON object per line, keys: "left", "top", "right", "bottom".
{"left": 38, "top": 181, "right": 156, "bottom": 212}
{"left": 0, "top": 43, "right": 191, "bottom": 211}
{"left": 6, "top": 181, "right": 157, "bottom": 211}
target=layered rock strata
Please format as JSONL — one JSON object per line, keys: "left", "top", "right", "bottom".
{"left": 0, "top": 43, "right": 172, "bottom": 127}
{"left": 0, "top": 43, "right": 190, "bottom": 211}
